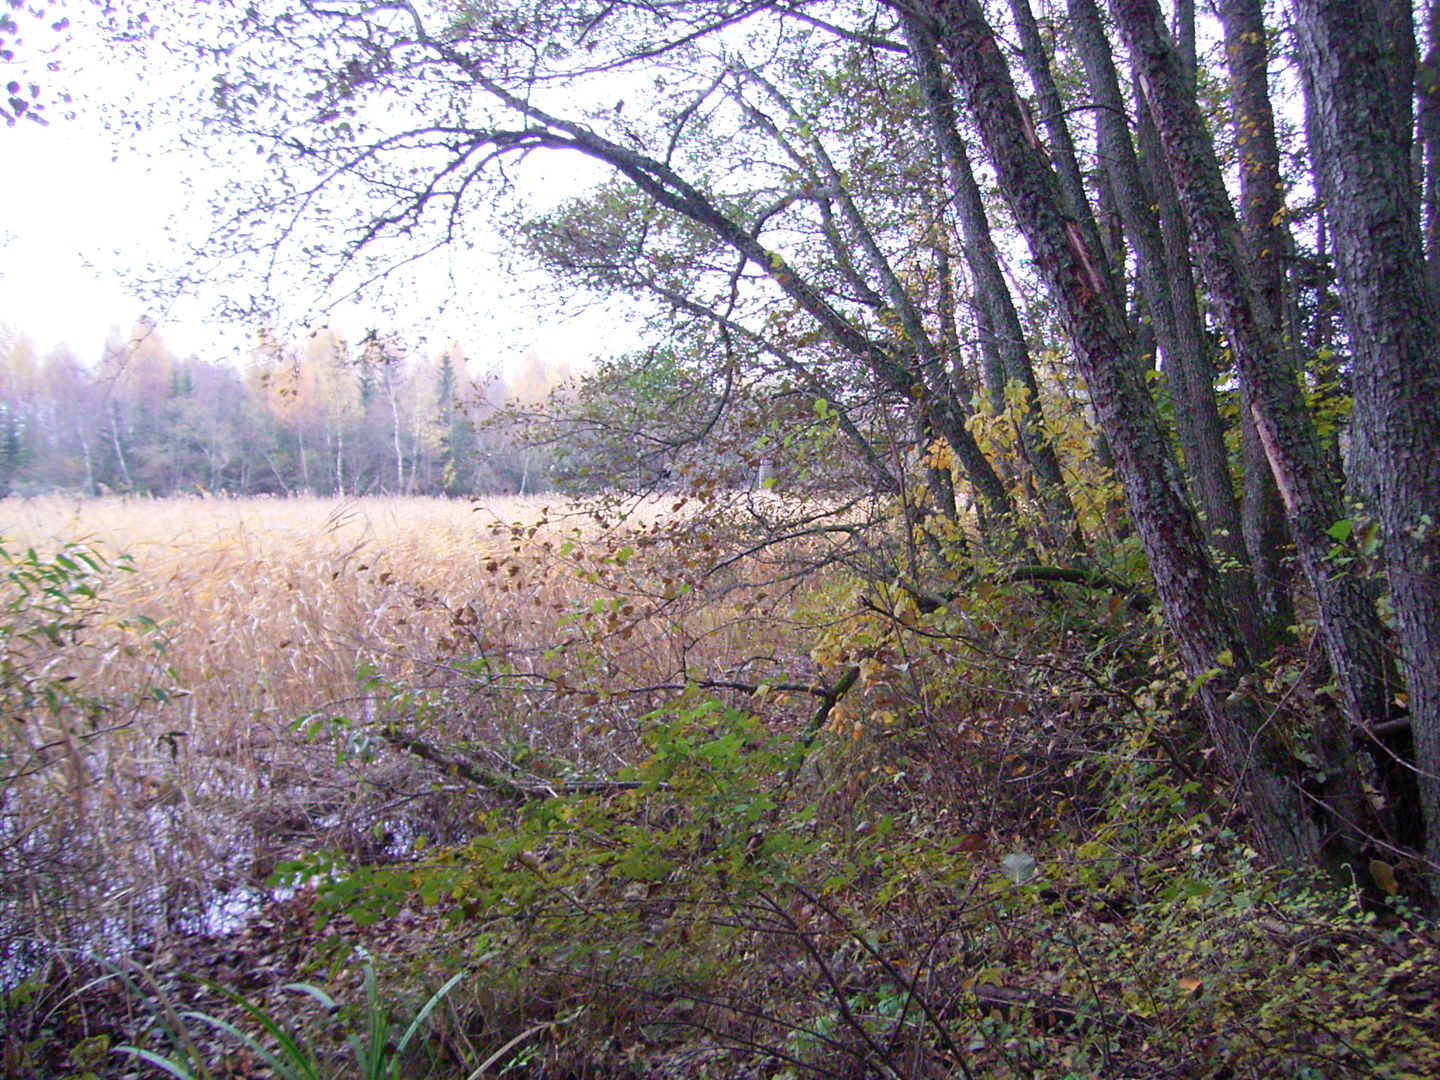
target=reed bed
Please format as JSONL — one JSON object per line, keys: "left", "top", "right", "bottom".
{"left": 0, "top": 493, "right": 830, "bottom": 974}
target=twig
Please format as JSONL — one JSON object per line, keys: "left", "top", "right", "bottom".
{"left": 380, "top": 728, "right": 651, "bottom": 801}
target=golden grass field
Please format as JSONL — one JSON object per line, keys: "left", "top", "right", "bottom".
{"left": 0, "top": 493, "right": 828, "bottom": 958}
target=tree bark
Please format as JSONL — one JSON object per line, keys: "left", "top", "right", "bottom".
{"left": 1133, "top": 81, "right": 1247, "bottom": 571}
{"left": 1067, "top": 0, "right": 1263, "bottom": 650}
{"left": 1110, "top": 0, "right": 1398, "bottom": 766}
{"left": 1007, "top": 0, "right": 1117, "bottom": 292}
{"left": 904, "top": 13, "right": 1080, "bottom": 548}
{"left": 1419, "top": 1, "right": 1440, "bottom": 307}
{"left": 1294, "top": 0, "right": 1440, "bottom": 898}
{"left": 914, "top": 0, "right": 1321, "bottom": 867}
{"left": 1214, "top": 0, "right": 1297, "bottom": 640}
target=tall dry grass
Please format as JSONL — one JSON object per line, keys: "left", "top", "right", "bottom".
{"left": 0, "top": 493, "right": 831, "bottom": 971}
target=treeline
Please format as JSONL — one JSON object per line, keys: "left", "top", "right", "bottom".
{"left": 0, "top": 319, "right": 568, "bottom": 498}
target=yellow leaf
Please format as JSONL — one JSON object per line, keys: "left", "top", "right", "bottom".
{"left": 1369, "top": 859, "right": 1400, "bottom": 896}
{"left": 1177, "top": 976, "right": 1203, "bottom": 995}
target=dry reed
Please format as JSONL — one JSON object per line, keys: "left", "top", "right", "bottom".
{"left": 0, "top": 493, "right": 830, "bottom": 973}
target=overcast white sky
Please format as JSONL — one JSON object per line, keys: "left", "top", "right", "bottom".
{"left": 1, "top": 112, "right": 194, "bottom": 354}
{"left": 0, "top": 15, "right": 635, "bottom": 375}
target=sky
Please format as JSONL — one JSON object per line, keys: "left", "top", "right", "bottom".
{"left": 0, "top": 113, "right": 199, "bottom": 356}
{"left": 0, "top": 10, "right": 637, "bottom": 377}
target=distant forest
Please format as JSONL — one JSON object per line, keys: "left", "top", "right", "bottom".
{"left": 0, "top": 319, "right": 569, "bottom": 498}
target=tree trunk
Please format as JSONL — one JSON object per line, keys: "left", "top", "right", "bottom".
{"left": 1067, "top": 0, "right": 1263, "bottom": 650}
{"left": 915, "top": 0, "right": 1321, "bottom": 867}
{"left": 385, "top": 366, "right": 405, "bottom": 493}
{"left": 108, "top": 401, "right": 133, "bottom": 491}
{"left": 974, "top": 298, "right": 1009, "bottom": 414}
{"left": 1133, "top": 80, "right": 1248, "bottom": 575}
{"left": 1111, "top": 0, "right": 1398, "bottom": 773}
{"left": 1214, "top": 0, "right": 1297, "bottom": 640}
{"left": 1007, "top": 0, "right": 1116, "bottom": 292}
{"left": 77, "top": 423, "right": 93, "bottom": 496}
{"left": 1294, "top": 0, "right": 1440, "bottom": 899}
{"left": 905, "top": 12, "right": 1079, "bottom": 549}
{"left": 1418, "top": 0, "right": 1440, "bottom": 305}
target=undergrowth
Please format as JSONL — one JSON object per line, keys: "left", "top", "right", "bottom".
{"left": 2, "top": 494, "right": 1438, "bottom": 1078}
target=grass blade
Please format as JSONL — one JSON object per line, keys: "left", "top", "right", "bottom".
{"left": 393, "top": 970, "right": 467, "bottom": 1059}
{"left": 464, "top": 1020, "right": 558, "bottom": 1080}
{"left": 113, "top": 1045, "right": 202, "bottom": 1080}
